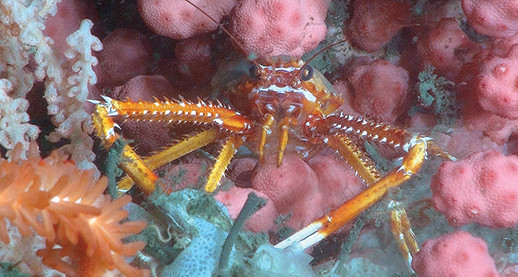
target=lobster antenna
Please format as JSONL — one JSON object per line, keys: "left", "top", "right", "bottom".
{"left": 183, "top": 0, "right": 259, "bottom": 64}
{"left": 301, "top": 38, "right": 349, "bottom": 69}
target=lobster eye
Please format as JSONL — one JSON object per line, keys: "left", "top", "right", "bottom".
{"left": 249, "top": 64, "right": 261, "bottom": 79}
{"left": 300, "top": 65, "right": 313, "bottom": 81}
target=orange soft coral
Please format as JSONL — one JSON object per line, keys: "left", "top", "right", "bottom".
{"left": 0, "top": 143, "right": 149, "bottom": 277}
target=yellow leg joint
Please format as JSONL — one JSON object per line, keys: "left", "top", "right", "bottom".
{"left": 119, "top": 146, "right": 157, "bottom": 195}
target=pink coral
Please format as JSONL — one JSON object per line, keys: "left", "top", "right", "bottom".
{"left": 307, "top": 154, "right": 365, "bottom": 209}
{"left": 475, "top": 45, "right": 518, "bottom": 119}
{"left": 347, "top": 59, "right": 409, "bottom": 123}
{"left": 137, "top": 0, "right": 238, "bottom": 39}
{"left": 231, "top": 0, "right": 329, "bottom": 58}
{"left": 175, "top": 35, "right": 215, "bottom": 85}
{"left": 433, "top": 126, "right": 503, "bottom": 159}
{"left": 416, "top": 18, "right": 477, "bottom": 79}
{"left": 457, "top": 45, "right": 518, "bottom": 144}
{"left": 462, "top": 104, "right": 518, "bottom": 144}
{"left": 431, "top": 150, "right": 518, "bottom": 228}
{"left": 250, "top": 154, "right": 321, "bottom": 229}
{"left": 462, "top": 0, "right": 518, "bottom": 38}
{"left": 97, "top": 29, "right": 153, "bottom": 87}
{"left": 412, "top": 231, "right": 499, "bottom": 277}
{"left": 346, "top": 0, "right": 410, "bottom": 52}
{"left": 250, "top": 153, "right": 363, "bottom": 229}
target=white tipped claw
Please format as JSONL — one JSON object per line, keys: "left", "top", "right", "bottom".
{"left": 94, "top": 95, "right": 118, "bottom": 115}
{"left": 101, "top": 95, "right": 113, "bottom": 102}
{"left": 86, "top": 99, "right": 101, "bottom": 105}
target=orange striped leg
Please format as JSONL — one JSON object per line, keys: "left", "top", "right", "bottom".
{"left": 427, "top": 140, "right": 457, "bottom": 161}
{"left": 320, "top": 114, "right": 456, "bottom": 161}
{"left": 275, "top": 136, "right": 427, "bottom": 250}
{"left": 99, "top": 96, "right": 252, "bottom": 133}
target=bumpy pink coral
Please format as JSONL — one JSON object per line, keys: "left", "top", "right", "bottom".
{"left": 416, "top": 18, "right": 477, "bottom": 79}
{"left": 412, "top": 231, "right": 499, "bottom": 277}
{"left": 431, "top": 150, "right": 518, "bottom": 228}
{"left": 137, "top": 0, "right": 238, "bottom": 39}
{"left": 250, "top": 153, "right": 363, "bottom": 229}
{"left": 434, "top": 126, "right": 503, "bottom": 159}
{"left": 175, "top": 36, "right": 215, "bottom": 85}
{"left": 462, "top": 103, "right": 518, "bottom": 144}
{"left": 462, "top": 0, "right": 518, "bottom": 38}
{"left": 346, "top": 0, "right": 410, "bottom": 52}
{"left": 231, "top": 0, "right": 329, "bottom": 58}
{"left": 475, "top": 45, "right": 518, "bottom": 119}
{"left": 97, "top": 29, "right": 153, "bottom": 87}
{"left": 348, "top": 59, "right": 409, "bottom": 123}
{"left": 251, "top": 154, "right": 321, "bottom": 229}
{"left": 457, "top": 44, "right": 518, "bottom": 144}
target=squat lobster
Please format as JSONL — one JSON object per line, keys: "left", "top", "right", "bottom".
{"left": 90, "top": 0, "right": 456, "bottom": 270}
{"left": 91, "top": 54, "right": 454, "bottom": 267}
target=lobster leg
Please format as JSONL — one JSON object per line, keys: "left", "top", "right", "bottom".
{"left": 390, "top": 200, "right": 419, "bottom": 272}
{"left": 92, "top": 96, "right": 252, "bottom": 194}
{"left": 329, "top": 134, "right": 420, "bottom": 269}
{"left": 117, "top": 130, "right": 222, "bottom": 193}
{"left": 205, "top": 135, "right": 244, "bottom": 192}
{"left": 278, "top": 113, "right": 456, "bottom": 261}
{"left": 258, "top": 114, "right": 275, "bottom": 163}
{"left": 277, "top": 114, "right": 454, "bottom": 252}
{"left": 99, "top": 96, "right": 252, "bottom": 134}
{"left": 275, "top": 135, "right": 427, "bottom": 250}
{"left": 322, "top": 114, "right": 455, "bottom": 162}
{"left": 326, "top": 134, "right": 380, "bottom": 185}
{"left": 277, "top": 117, "right": 296, "bottom": 167}
{"left": 92, "top": 105, "right": 157, "bottom": 194}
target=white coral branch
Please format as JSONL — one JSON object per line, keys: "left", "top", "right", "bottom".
{"left": 47, "top": 19, "right": 102, "bottom": 172}
{"left": 1, "top": 1, "right": 102, "bottom": 172}
{"left": 0, "top": 79, "right": 40, "bottom": 159}
{"left": 64, "top": 19, "right": 102, "bottom": 100}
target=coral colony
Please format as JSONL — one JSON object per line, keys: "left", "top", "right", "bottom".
{"left": 2, "top": 0, "right": 518, "bottom": 276}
